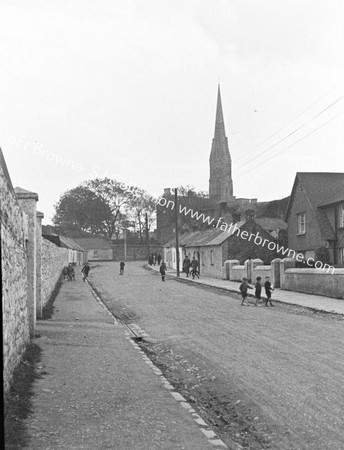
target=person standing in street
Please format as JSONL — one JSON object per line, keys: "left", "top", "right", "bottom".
{"left": 264, "top": 276, "right": 274, "bottom": 306}
{"left": 119, "top": 261, "right": 125, "bottom": 275}
{"left": 239, "top": 277, "right": 253, "bottom": 306}
{"left": 67, "top": 263, "right": 75, "bottom": 281}
{"left": 190, "top": 257, "right": 199, "bottom": 279}
{"left": 81, "top": 262, "right": 90, "bottom": 282}
{"left": 160, "top": 261, "right": 167, "bottom": 282}
{"left": 254, "top": 276, "right": 262, "bottom": 306}
{"left": 182, "top": 256, "right": 191, "bottom": 277}
{"left": 157, "top": 253, "right": 162, "bottom": 265}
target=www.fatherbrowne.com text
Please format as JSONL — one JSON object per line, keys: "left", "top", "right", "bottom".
{"left": 153, "top": 195, "right": 335, "bottom": 274}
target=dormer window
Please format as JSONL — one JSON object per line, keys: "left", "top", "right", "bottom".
{"left": 297, "top": 213, "right": 306, "bottom": 234}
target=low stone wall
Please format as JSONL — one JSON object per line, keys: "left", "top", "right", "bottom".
{"left": 230, "top": 265, "right": 247, "bottom": 281}
{"left": 1, "top": 158, "right": 30, "bottom": 391}
{"left": 41, "top": 238, "right": 69, "bottom": 307}
{"left": 252, "top": 265, "right": 271, "bottom": 281}
{"left": 281, "top": 267, "right": 344, "bottom": 299}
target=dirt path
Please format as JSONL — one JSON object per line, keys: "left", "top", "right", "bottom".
{"left": 89, "top": 261, "right": 344, "bottom": 449}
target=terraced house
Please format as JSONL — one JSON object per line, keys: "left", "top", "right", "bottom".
{"left": 285, "top": 172, "right": 344, "bottom": 266}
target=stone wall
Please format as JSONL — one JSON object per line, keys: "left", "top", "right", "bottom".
{"left": 224, "top": 257, "right": 344, "bottom": 299}
{"left": 280, "top": 259, "right": 344, "bottom": 299}
{"left": 1, "top": 154, "right": 30, "bottom": 392}
{"left": 41, "top": 237, "right": 69, "bottom": 307}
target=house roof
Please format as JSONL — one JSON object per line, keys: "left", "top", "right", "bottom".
{"left": 164, "top": 221, "right": 247, "bottom": 248}
{"left": 74, "top": 237, "right": 112, "bottom": 250}
{"left": 59, "top": 236, "right": 86, "bottom": 251}
{"left": 285, "top": 172, "right": 344, "bottom": 240}
{"left": 285, "top": 172, "right": 344, "bottom": 220}
{"left": 255, "top": 217, "right": 287, "bottom": 231}
{"left": 43, "top": 234, "right": 86, "bottom": 251}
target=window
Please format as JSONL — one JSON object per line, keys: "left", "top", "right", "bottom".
{"left": 339, "top": 204, "right": 344, "bottom": 228}
{"left": 210, "top": 250, "right": 214, "bottom": 265}
{"left": 93, "top": 250, "right": 98, "bottom": 258}
{"left": 297, "top": 213, "right": 306, "bottom": 234}
{"left": 340, "top": 248, "right": 344, "bottom": 264}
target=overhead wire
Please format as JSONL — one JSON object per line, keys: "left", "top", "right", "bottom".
{"left": 235, "top": 80, "right": 344, "bottom": 164}
{"left": 234, "top": 94, "right": 344, "bottom": 172}
{"left": 235, "top": 109, "right": 344, "bottom": 177}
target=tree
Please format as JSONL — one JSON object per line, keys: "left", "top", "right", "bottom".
{"left": 53, "top": 185, "right": 113, "bottom": 237}
{"left": 53, "top": 178, "right": 157, "bottom": 241}
{"left": 86, "top": 178, "right": 132, "bottom": 240}
{"left": 126, "top": 188, "right": 156, "bottom": 243}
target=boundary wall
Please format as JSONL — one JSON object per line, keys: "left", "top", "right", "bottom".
{"left": 1, "top": 155, "right": 30, "bottom": 392}
{"left": 224, "top": 258, "right": 344, "bottom": 299}
{"left": 1, "top": 149, "right": 70, "bottom": 391}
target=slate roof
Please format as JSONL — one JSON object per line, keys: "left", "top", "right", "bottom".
{"left": 298, "top": 172, "right": 344, "bottom": 207}
{"left": 59, "top": 236, "right": 85, "bottom": 252}
{"left": 285, "top": 173, "right": 344, "bottom": 220}
{"left": 285, "top": 172, "right": 344, "bottom": 240}
{"left": 255, "top": 217, "right": 287, "bottom": 231}
{"left": 163, "top": 221, "right": 246, "bottom": 248}
{"left": 73, "top": 237, "right": 112, "bottom": 250}
{"left": 43, "top": 235, "right": 86, "bottom": 251}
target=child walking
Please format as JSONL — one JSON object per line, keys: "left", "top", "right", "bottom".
{"left": 254, "top": 276, "right": 262, "bottom": 306}
{"left": 264, "top": 276, "right": 274, "bottom": 306}
{"left": 160, "top": 261, "right": 167, "bottom": 282}
{"left": 239, "top": 278, "right": 253, "bottom": 306}
{"left": 119, "top": 261, "right": 125, "bottom": 275}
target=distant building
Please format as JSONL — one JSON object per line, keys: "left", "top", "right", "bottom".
{"left": 74, "top": 237, "right": 113, "bottom": 261}
{"left": 163, "top": 216, "right": 280, "bottom": 278}
{"left": 43, "top": 234, "right": 87, "bottom": 265}
{"left": 156, "top": 85, "right": 288, "bottom": 245}
{"left": 285, "top": 172, "right": 344, "bottom": 265}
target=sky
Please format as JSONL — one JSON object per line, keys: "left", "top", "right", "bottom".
{"left": 1, "top": 0, "right": 344, "bottom": 224}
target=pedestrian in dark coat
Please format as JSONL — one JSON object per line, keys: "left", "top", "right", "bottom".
{"left": 119, "top": 261, "right": 125, "bottom": 275}
{"left": 190, "top": 257, "right": 199, "bottom": 279}
{"left": 148, "top": 254, "right": 153, "bottom": 265}
{"left": 81, "top": 263, "right": 90, "bottom": 282}
{"left": 160, "top": 261, "right": 167, "bottom": 282}
{"left": 182, "top": 256, "right": 191, "bottom": 277}
{"left": 239, "top": 277, "right": 253, "bottom": 306}
{"left": 62, "top": 266, "right": 69, "bottom": 280}
{"left": 254, "top": 277, "right": 262, "bottom": 306}
{"left": 264, "top": 277, "right": 274, "bottom": 306}
{"left": 67, "top": 263, "right": 75, "bottom": 281}
{"left": 157, "top": 253, "right": 162, "bottom": 265}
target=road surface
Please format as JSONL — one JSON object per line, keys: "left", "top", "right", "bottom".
{"left": 89, "top": 261, "right": 344, "bottom": 450}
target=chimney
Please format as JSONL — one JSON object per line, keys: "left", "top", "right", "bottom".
{"left": 245, "top": 209, "right": 255, "bottom": 221}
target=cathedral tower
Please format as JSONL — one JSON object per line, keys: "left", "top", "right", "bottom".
{"left": 209, "top": 85, "right": 234, "bottom": 204}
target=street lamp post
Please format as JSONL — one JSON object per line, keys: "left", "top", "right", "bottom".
{"left": 145, "top": 212, "right": 150, "bottom": 261}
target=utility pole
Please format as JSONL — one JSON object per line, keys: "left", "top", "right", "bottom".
{"left": 145, "top": 212, "right": 150, "bottom": 261}
{"left": 174, "top": 188, "right": 180, "bottom": 277}
{"left": 123, "top": 228, "right": 127, "bottom": 261}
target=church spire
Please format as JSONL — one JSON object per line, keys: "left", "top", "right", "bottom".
{"left": 209, "top": 85, "right": 234, "bottom": 203}
{"left": 215, "top": 84, "right": 225, "bottom": 132}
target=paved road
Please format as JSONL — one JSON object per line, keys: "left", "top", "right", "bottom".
{"left": 89, "top": 261, "right": 344, "bottom": 450}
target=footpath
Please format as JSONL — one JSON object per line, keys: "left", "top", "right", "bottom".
{"left": 149, "top": 265, "right": 344, "bottom": 315}
{"left": 22, "top": 276, "right": 229, "bottom": 450}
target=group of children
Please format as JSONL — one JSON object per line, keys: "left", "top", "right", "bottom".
{"left": 62, "top": 263, "right": 75, "bottom": 281}
{"left": 239, "top": 276, "right": 274, "bottom": 307}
